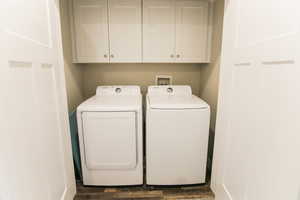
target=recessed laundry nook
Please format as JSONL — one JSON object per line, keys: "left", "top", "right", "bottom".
{"left": 61, "top": 0, "right": 223, "bottom": 191}
{"left": 1, "top": 0, "right": 300, "bottom": 200}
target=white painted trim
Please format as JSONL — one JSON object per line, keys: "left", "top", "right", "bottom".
{"left": 68, "top": 0, "right": 78, "bottom": 63}
{"left": 55, "top": 0, "right": 77, "bottom": 196}
{"left": 206, "top": 1, "right": 214, "bottom": 62}
{"left": 222, "top": 184, "right": 233, "bottom": 200}
{"left": 61, "top": 186, "right": 77, "bottom": 200}
{"left": 211, "top": 0, "right": 234, "bottom": 193}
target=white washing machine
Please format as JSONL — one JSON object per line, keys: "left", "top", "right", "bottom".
{"left": 77, "top": 86, "right": 143, "bottom": 186}
{"left": 146, "top": 85, "right": 210, "bottom": 185}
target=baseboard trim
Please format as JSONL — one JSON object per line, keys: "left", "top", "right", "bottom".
{"left": 222, "top": 184, "right": 233, "bottom": 200}
{"left": 61, "top": 186, "right": 76, "bottom": 200}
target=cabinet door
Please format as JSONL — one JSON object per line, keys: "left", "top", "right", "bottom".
{"left": 72, "top": 0, "right": 109, "bottom": 63}
{"left": 143, "top": 0, "right": 176, "bottom": 63}
{"left": 108, "top": 0, "right": 142, "bottom": 63}
{"left": 175, "top": 0, "right": 209, "bottom": 63}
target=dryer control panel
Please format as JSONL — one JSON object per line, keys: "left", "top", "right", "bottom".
{"left": 96, "top": 86, "right": 141, "bottom": 96}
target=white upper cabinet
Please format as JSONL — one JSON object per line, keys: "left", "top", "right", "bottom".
{"left": 70, "top": 0, "right": 212, "bottom": 63}
{"left": 72, "top": 0, "right": 109, "bottom": 63}
{"left": 175, "top": 0, "right": 210, "bottom": 63}
{"left": 143, "top": 0, "right": 211, "bottom": 63}
{"left": 143, "top": 0, "right": 176, "bottom": 63}
{"left": 109, "top": 0, "right": 142, "bottom": 63}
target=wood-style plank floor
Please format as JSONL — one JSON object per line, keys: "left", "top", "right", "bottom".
{"left": 75, "top": 183, "right": 214, "bottom": 200}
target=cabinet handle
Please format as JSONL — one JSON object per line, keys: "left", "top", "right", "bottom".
{"left": 104, "top": 54, "right": 108, "bottom": 58}
{"left": 110, "top": 54, "right": 114, "bottom": 58}
{"left": 176, "top": 54, "right": 180, "bottom": 58}
{"left": 170, "top": 54, "right": 174, "bottom": 58}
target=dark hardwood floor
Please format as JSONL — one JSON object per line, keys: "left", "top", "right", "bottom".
{"left": 74, "top": 183, "right": 214, "bottom": 200}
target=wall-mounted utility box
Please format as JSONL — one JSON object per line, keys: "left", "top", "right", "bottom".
{"left": 156, "top": 75, "right": 173, "bottom": 85}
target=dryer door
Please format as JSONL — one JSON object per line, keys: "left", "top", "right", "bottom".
{"left": 82, "top": 112, "right": 137, "bottom": 170}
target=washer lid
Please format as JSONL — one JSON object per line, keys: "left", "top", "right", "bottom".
{"left": 148, "top": 95, "right": 209, "bottom": 109}
{"left": 77, "top": 95, "right": 142, "bottom": 112}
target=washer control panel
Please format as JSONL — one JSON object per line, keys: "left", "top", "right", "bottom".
{"left": 148, "top": 85, "right": 192, "bottom": 96}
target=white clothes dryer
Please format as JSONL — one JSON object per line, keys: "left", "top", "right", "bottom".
{"left": 77, "top": 86, "right": 143, "bottom": 186}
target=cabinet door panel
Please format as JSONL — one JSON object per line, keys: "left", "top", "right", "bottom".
{"left": 109, "top": 0, "right": 142, "bottom": 63}
{"left": 73, "top": 0, "right": 109, "bottom": 63}
{"left": 175, "top": 0, "right": 209, "bottom": 63}
{"left": 143, "top": 0, "right": 176, "bottom": 62}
